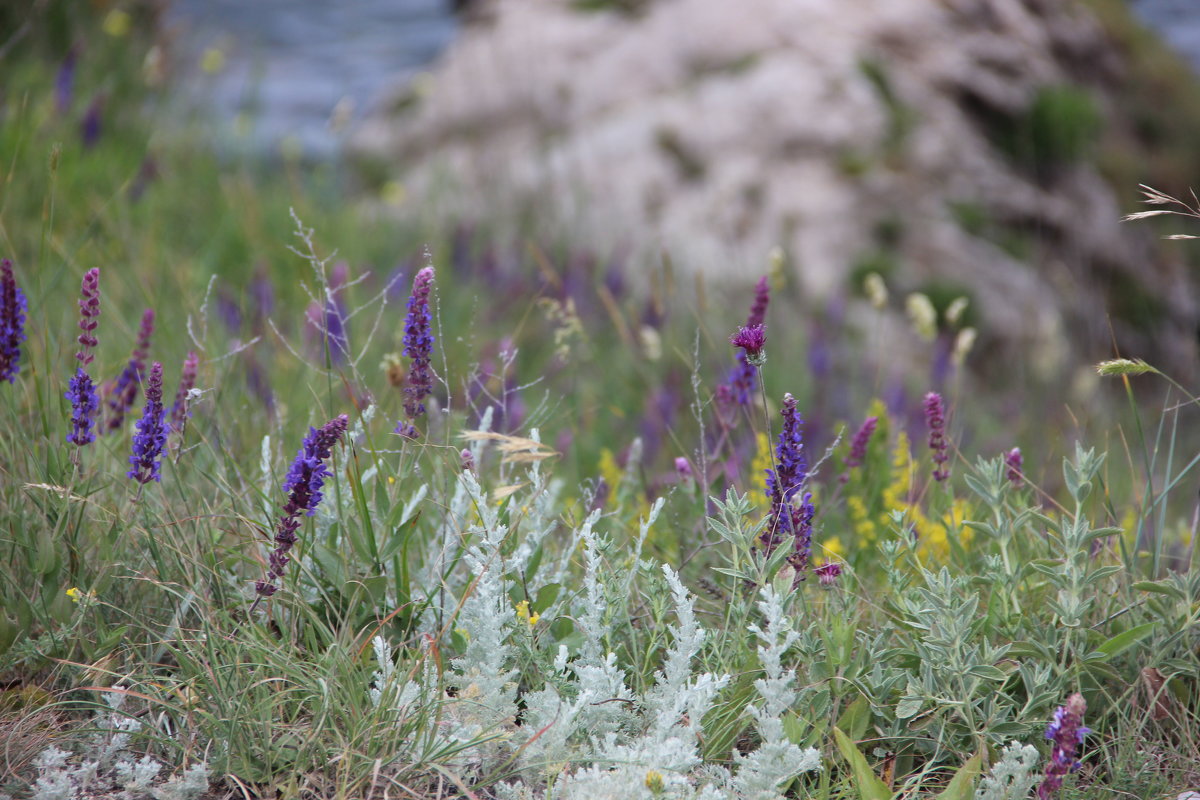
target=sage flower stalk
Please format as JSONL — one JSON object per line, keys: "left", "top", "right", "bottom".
{"left": 105, "top": 308, "right": 155, "bottom": 432}
{"left": 762, "top": 393, "right": 807, "bottom": 556}
{"left": 924, "top": 391, "right": 950, "bottom": 482}
{"left": 1036, "top": 693, "right": 1089, "bottom": 799}
{"left": 0, "top": 259, "right": 28, "bottom": 383}
{"left": 255, "top": 414, "right": 349, "bottom": 599}
{"left": 401, "top": 266, "right": 435, "bottom": 422}
{"left": 127, "top": 362, "right": 167, "bottom": 484}
{"left": 170, "top": 351, "right": 199, "bottom": 432}
{"left": 67, "top": 269, "right": 101, "bottom": 447}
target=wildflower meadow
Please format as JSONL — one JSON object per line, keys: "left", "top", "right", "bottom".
{"left": 2, "top": 5, "right": 1199, "bottom": 800}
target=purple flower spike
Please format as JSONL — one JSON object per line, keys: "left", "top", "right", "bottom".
{"left": 747, "top": 275, "right": 770, "bottom": 328}
{"left": 841, "top": 415, "right": 878, "bottom": 482}
{"left": 787, "top": 491, "right": 815, "bottom": 585}
{"left": 401, "top": 265, "right": 435, "bottom": 421}
{"left": 170, "top": 351, "right": 199, "bottom": 432}
{"left": 762, "top": 393, "right": 808, "bottom": 556}
{"left": 1005, "top": 447, "right": 1023, "bottom": 486}
{"left": 726, "top": 278, "right": 771, "bottom": 408}
{"left": 730, "top": 324, "right": 767, "bottom": 367}
{"left": 66, "top": 368, "right": 100, "bottom": 446}
{"left": 127, "top": 362, "right": 167, "bottom": 484}
{"left": 1037, "top": 693, "right": 1089, "bottom": 799}
{"left": 105, "top": 309, "right": 155, "bottom": 433}
{"left": 0, "top": 259, "right": 28, "bottom": 383}
{"left": 924, "top": 391, "right": 950, "bottom": 482}
{"left": 76, "top": 268, "right": 101, "bottom": 365}
{"left": 67, "top": 269, "right": 101, "bottom": 447}
{"left": 256, "top": 414, "right": 349, "bottom": 598}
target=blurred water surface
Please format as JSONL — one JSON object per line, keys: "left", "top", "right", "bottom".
{"left": 165, "top": 0, "right": 1196, "bottom": 159}
{"left": 167, "top": 0, "right": 458, "bottom": 158}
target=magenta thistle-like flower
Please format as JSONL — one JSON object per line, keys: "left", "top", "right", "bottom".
{"left": 257, "top": 414, "right": 349, "bottom": 598}
{"left": 726, "top": 277, "right": 771, "bottom": 405}
{"left": 170, "top": 351, "right": 199, "bottom": 433}
{"left": 1005, "top": 446, "right": 1023, "bottom": 486}
{"left": 0, "top": 259, "right": 28, "bottom": 383}
{"left": 730, "top": 324, "right": 767, "bottom": 367}
{"left": 401, "top": 265, "right": 435, "bottom": 421}
{"left": 924, "top": 391, "right": 950, "bottom": 482}
{"left": 814, "top": 561, "right": 842, "bottom": 586}
{"left": 1036, "top": 693, "right": 1089, "bottom": 799}
{"left": 127, "top": 362, "right": 167, "bottom": 484}
{"left": 105, "top": 308, "right": 155, "bottom": 433}
{"left": 762, "top": 392, "right": 808, "bottom": 556}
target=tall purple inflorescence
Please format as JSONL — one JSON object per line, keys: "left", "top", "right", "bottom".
{"left": 401, "top": 265, "right": 435, "bottom": 422}
{"left": 128, "top": 362, "right": 167, "bottom": 484}
{"left": 841, "top": 414, "right": 879, "bottom": 482}
{"left": 762, "top": 392, "right": 808, "bottom": 557}
{"left": 66, "top": 269, "right": 101, "bottom": 448}
{"left": 256, "top": 414, "right": 349, "bottom": 598}
{"left": 170, "top": 351, "right": 199, "bottom": 433}
{"left": 0, "top": 259, "right": 28, "bottom": 383}
{"left": 924, "top": 391, "right": 950, "bottom": 482}
{"left": 105, "top": 308, "right": 155, "bottom": 432}
{"left": 1036, "top": 693, "right": 1089, "bottom": 799}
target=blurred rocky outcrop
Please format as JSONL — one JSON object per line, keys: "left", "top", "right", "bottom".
{"left": 350, "top": 0, "right": 1200, "bottom": 381}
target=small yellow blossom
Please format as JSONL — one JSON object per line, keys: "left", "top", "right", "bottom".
{"left": 102, "top": 9, "right": 131, "bottom": 37}
{"left": 382, "top": 181, "right": 407, "bottom": 207}
{"left": 515, "top": 600, "right": 540, "bottom": 627}
{"left": 387, "top": 476, "right": 396, "bottom": 485}
{"left": 66, "top": 587, "right": 94, "bottom": 604}
{"left": 200, "top": 47, "right": 226, "bottom": 74}
{"left": 645, "top": 770, "right": 665, "bottom": 793}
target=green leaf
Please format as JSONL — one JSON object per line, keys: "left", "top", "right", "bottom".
{"left": 934, "top": 753, "right": 981, "bottom": 800}
{"left": 837, "top": 695, "right": 872, "bottom": 741}
{"left": 833, "top": 727, "right": 892, "bottom": 800}
{"left": 965, "top": 665, "right": 1007, "bottom": 681}
{"left": 1096, "top": 623, "right": 1157, "bottom": 659}
{"left": 533, "top": 583, "right": 561, "bottom": 613}
{"left": 895, "top": 696, "right": 924, "bottom": 719}
{"left": 1132, "top": 580, "right": 1184, "bottom": 599}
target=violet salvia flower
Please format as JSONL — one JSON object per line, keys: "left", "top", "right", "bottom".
{"left": 762, "top": 392, "right": 808, "bottom": 555}
{"left": 0, "top": 259, "right": 28, "bottom": 383}
{"left": 105, "top": 309, "right": 155, "bottom": 433}
{"left": 170, "top": 351, "right": 199, "bottom": 432}
{"left": 76, "top": 268, "right": 100, "bottom": 365}
{"left": 841, "top": 415, "right": 879, "bottom": 481}
{"left": 401, "top": 265, "right": 435, "bottom": 420}
{"left": 66, "top": 269, "right": 101, "bottom": 447}
{"left": 256, "top": 414, "right": 349, "bottom": 598}
{"left": 1005, "top": 446, "right": 1023, "bottom": 486}
{"left": 747, "top": 275, "right": 770, "bottom": 328}
{"left": 924, "top": 391, "right": 950, "bottom": 482}
{"left": 1036, "top": 693, "right": 1090, "bottom": 799}
{"left": 66, "top": 369, "right": 100, "bottom": 446}
{"left": 730, "top": 323, "right": 767, "bottom": 367}
{"left": 127, "top": 362, "right": 167, "bottom": 484}
{"left": 787, "top": 491, "right": 815, "bottom": 585}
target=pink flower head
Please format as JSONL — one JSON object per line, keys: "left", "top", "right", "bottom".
{"left": 730, "top": 324, "right": 767, "bottom": 366}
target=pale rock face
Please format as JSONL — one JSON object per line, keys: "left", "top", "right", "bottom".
{"left": 351, "top": 0, "right": 1198, "bottom": 377}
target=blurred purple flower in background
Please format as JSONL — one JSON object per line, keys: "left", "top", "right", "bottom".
{"left": 170, "top": 351, "right": 199, "bottom": 432}
{"left": 924, "top": 391, "right": 949, "bottom": 482}
{"left": 56, "top": 46, "right": 78, "bottom": 114}
{"left": 80, "top": 94, "right": 103, "bottom": 148}
{"left": 105, "top": 309, "right": 155, "bottom": 433}
{"left": 841, "top": 415, "right": 878, "bottom": 482}
{"left": 1005, "top": 446, "right": 1024, "bottom": 486}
